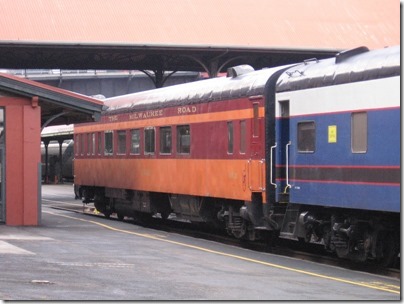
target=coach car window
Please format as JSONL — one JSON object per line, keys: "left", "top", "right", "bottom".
{"left": 160, "top": 127, "right": 172, "bottom": 154}
{"left": 253, "top": 103, "right": 259, "bottom": 137}
{"left": 80, "top": 133, "right": 85, "bottom": 155}
{"left": 130, "top": 129, "right": 141, "bottom": 154}
{"left": 240, "top": 120, "right": 246, "bottom": 154}
{"left": 91, "top": 133, "right": 96, "bottom": 156}
{"left": 97, "top": 132, "right": 102, "bottom": 155}
{"left": 177, "top": 125, "right": 190, "bottom": 154}
{"left": 144, "top": 127, "right": 155, "bottom": 154}
{"left": 117, "top": 130, "right": 127, "bottom": 155}
{"left": 351, "top": 112, "right": 368, "bottom": 153}
{"left": 227, "top": 122, "right": 234, "bottom": 154}
{"left": 104, "top": 131, "right": 113, "bottom": 155}
{"left": 87, "top": 133, "right": 92, "bottom": 155}
{"left": 297, "top": 121, "right": 315, "bottom": 153}
{"left": 75, "top": 135, "right": 80, "bottom": 156}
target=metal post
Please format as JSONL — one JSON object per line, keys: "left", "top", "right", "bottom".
{"left": 44, "top": 140, "right": 49, "bottom": 184}
{"left": 58, "top": 139, "right": 64, "bottom": 184}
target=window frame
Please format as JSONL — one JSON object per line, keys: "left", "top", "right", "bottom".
{"left": 227, "top": 121, "right": 234, "bottom": 154}
{"left": 176, "top": 125, "right": 191, "bottom": 154}
{"left": 80, "top": 133, "right": 85, "bottom": 156}
{"left": 97, "top": 132, "right": 103, "bottom": 156}
{"left": 351, "top": 112, "right": 368, "bottom": 153}
{"left": 91, "top": 133, "right": 96, "bottom": 156}
{"left": 75, "top": 134, "right": 80, "bottom": 156}
{"left": 87, "top": 133, "right": 92, "bottom": 156}
{"left": 144, "top": 127, "right": 156, "bottom": 155}
{"left": 130, "top": 129, "right": 141, "bottom": 155}
{"left": 239, "top": 120, "right": 246, "bottom": 154}
{"left": 252, "top": 103, "right": 260, "bottom": 138}
{"left": 297, "top": 121, "right": 316, "bottom": 153}
{"left": 159, "top": 126, "right": 172, "bottom": 155}
{"left": 104, "top": 130, "right": 114, "bottom": 156}
{"left": 117, "top": 130, "right": 127, "bottom": 155}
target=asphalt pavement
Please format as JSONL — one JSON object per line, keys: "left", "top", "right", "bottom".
{"left": 0, "top": 184, "right": 400, "bottom": 300}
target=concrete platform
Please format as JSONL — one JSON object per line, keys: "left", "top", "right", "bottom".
{"left": 0, "top": 184, "right": 400, "bottom": 300}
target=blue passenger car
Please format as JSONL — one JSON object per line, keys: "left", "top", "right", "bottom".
{"left": 272, "top": 46, "right": 400, "bottom": 264}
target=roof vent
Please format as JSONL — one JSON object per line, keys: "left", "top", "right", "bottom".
{"left": 227, "top": 65, "right": 255, "bottom": 78}
{"left": 335, "top": 46, "right": 369, "bottom": 64}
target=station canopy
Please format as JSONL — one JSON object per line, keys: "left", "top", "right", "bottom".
{"left": 0, "top": 0, "right": 399, "bottom": 76}
{"left": 0, "top": 73, "right": 105, "bottom": 127}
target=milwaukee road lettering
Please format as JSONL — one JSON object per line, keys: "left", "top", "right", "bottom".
{"left": 129, "top": 110, "right": 164, "bottom": 120}
{"left": 178, "top": 106, "right": 197, "bottom": 114}
{"left": 106, "top": 106, "right": 199, "bottom": 122}
{"left": 125, "top": 106, "right": 197, "bottom": 121}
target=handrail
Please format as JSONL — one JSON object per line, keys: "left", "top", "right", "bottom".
{"left": 286, "top": 141, "right": 292, "bottom": 189}
{"left": 270, "top": 143, "right": 277, "bottom": 188}
{"left": 260, "top": 159, "right": 266, "bottom": 191}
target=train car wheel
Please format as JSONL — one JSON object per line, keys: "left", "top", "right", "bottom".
{"left": 160, "top": 211, "right": 170, "bottom": 220}
{"left": 264, "top": 230, "right": 279, "bottom": 252}
{"left": 74, "top": 185, "right": 81, "bottom": 200}
{"left": 133, "top": 211, "right": 152, "bottom": 224}
{"left": 376, "top": 232, "right": 397, "bottom": 267}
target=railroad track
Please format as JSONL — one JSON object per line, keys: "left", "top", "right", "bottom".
{"left": 46, "top": 201, "right": 400, "bottom": 279}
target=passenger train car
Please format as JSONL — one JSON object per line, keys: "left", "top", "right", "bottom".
{"left": 74, "top": 46, "right": 400, "bottom": 265}
{"left": 41, "top": 140, "right": 74, "bottom": 181}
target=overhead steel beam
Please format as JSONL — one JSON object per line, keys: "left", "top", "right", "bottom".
{"left": 0, "top": 42, "right": 338, "bottom": 73}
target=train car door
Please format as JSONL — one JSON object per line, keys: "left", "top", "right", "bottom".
{"left": 0, "top": 147, "right": 4, "bottom": 223}
{"left": 248, "top": 101, "right": 265, "bottom": 192}
{"left": 275, "top": 100, "right": 290, "bottom": 203}
{"left": 0, "top": 115, "right": 4, "bottom": 223}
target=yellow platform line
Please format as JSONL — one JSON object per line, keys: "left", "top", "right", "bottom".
{"left": 44, "top": 210, "right": 400, "bottom": 295}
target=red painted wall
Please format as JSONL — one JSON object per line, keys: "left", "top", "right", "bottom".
{"left": 0, "top": 97, "right": 41, "bottom": 225}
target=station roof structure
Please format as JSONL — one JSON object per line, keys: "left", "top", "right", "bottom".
{"left": 0, "top": 73, "right": 105, "bottom": 127}
{"left": 0, "top": 0, "right": 399, "bottom": 77}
